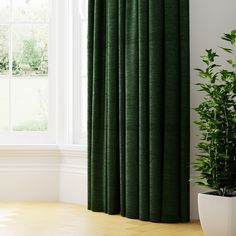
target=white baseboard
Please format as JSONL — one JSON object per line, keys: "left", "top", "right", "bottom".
{"left": 59, "top": 148, "right": 87, "bottom": 205}
{"left": 0, "top": 146, "right": 87, "bottom": 204}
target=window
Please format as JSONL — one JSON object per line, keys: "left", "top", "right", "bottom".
{"left": 0, "top": 0, "right": 87, "bottom": 145}
{"left": 72, "top": 0, "right": 88, "bottom": 145}
{"left": 56, "top": 0, "right": 87, "bottom": 145}
{"left": 0, "top": 0, "right": 56, "bottom": 144}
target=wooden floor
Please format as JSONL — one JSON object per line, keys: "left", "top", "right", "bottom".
{"left": 0, "top": 202, "right": 203, "bottom": 236}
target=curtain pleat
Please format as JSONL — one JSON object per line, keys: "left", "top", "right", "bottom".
{"left": 138, "top": 0, "right": 149, "bottom": 221}
{"left": 125, "top": 0, "right": 139, "bottom": 219}
{"left": 106, "top": 0, "right": 120, "bottom": 214}
{"left": 118, "top": 0, "right": 126, "bottom": 217}
{"left": 162, "top": 0, "right": 181, "bottom": 221}
{"left": 179, "top": 0, "right": 190, "bottom": 221}
{"left": 88, "top": 0, "right": 190, "bottom": 223}
{"left": 148, "top": 0, "right": 164, "bottom": 222}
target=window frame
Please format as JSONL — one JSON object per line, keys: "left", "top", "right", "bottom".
{"left": 56, "top": 0, "right": 87, "bottom": 146}
{"left": 0, "top": 0, "right": 56, "bottom": 144}
{"left": 0, "top": 0, "right": 87, "bottom": 146}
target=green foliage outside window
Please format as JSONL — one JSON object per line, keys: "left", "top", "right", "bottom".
{"left": 0, "top": 26, "right": 9, "bottom": 74}
{"left": 13, "top": 38, "right": 48, "bottom": 76}
{"left": 0, "top": 27, "right": 48, "bottom": 76}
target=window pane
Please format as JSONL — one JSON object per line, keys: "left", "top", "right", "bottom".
{"left": 13, "top": 0, "right": 49, "bottom": 22}
{"left": 0, "top": 0, "right": 10, "bottom": 22}
{"left": 0, "top": 80, "right": 9, "bottom": 131}
{"left": 12, "top": 25, "right": 48, "bottom": 77}
{"left": 0, "top": 26, "right": 9, "bottom": 75}
{"left": 12, "top": 79, "right": 48, "bottom": 131}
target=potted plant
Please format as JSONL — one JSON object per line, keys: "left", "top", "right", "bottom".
{"left": 193, "top": 30, "right": 236, "bottom": 236}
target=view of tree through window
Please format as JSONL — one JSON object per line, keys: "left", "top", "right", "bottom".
{"left": 0, "top": 0, "right": 49, "bottom": 132}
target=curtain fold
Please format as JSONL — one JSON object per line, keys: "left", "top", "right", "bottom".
{"left": 88, "top": 0, "right": 190, "bottom": 223}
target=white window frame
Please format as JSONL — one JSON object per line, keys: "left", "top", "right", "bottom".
{"left": 56, "top": 0, "right": 87, "bottom": 146}
{"left": 0, "top": 0, "right": 87, "bottom": 146}
{"left": 0, "top": 0, "right": 57, "bottom": 144}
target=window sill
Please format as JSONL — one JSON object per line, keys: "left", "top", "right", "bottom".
{"left": 0, "top": 144, "right": 58, "bottom": 150}
{"left": 0, "top": 144, "right": 87, "bottom": 159}
{"left": 0, "top": 144, "right": 86, "bottom": 150}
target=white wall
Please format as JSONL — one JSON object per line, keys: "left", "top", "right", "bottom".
{"left": 0, "top": 146, "right": 60, "bottom": 201}
{"left": 190, "top": 0, "right": 236, "bottom": 219}
{"left": 59, "top": 147, "right": 87, "bottom": 205}
{"left": 0, "top": 146, "right": 87, "bottom": 205}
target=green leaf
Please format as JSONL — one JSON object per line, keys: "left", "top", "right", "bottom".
{"left": 219, "top": 47, "right": 233, "bottom": 54}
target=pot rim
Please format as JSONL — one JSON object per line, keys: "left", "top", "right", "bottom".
{"left": 199, "top": 191, "right": 236, "bottom": 198}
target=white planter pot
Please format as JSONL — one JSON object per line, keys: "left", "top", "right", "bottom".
{"left": 198, "top": 192, "right": 236, "bottom": 236}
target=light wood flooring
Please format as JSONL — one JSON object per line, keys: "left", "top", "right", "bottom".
{"left": 0, "top": 202, "right": 203, "bottom": 236}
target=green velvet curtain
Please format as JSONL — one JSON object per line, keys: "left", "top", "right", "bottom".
{"left": 88, "top": 0, "right": 189, "bottom": 223}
